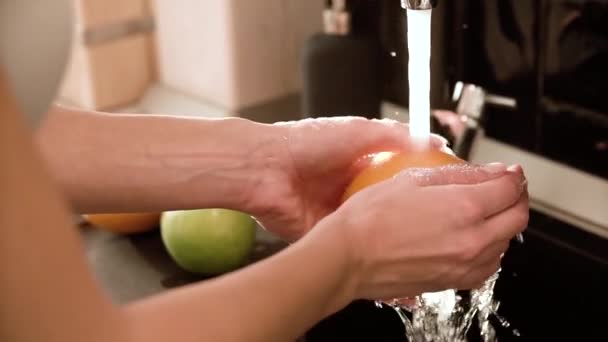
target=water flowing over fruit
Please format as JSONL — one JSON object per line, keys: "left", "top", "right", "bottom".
{"left": 343, "top": 149, "right": 464, "bottom": 201}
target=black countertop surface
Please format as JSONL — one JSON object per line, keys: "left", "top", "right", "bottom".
{"left": 82, "top": 226, "right": 288, "bottom": 304}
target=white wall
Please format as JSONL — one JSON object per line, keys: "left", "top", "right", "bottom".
{"left": 153, "top": 0, "right": 324, "bottom": 111}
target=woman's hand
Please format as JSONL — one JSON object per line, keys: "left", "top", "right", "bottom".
{"left": 316, "top": 163, "right": 529, "bottom": 301}
{"left": 251, "top": 117, "right": 449, "bottom": 241}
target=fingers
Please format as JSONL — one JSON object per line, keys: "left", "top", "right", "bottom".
{"left": 455, "top": 169, "right": 525, "bottom": 219}
{"left": 456, "top": 239, "right": 507, "bottom": 290}
{"left": 456, "top": 191, "right": 528, "bottom": 290}
{"left": 399, "top": 163, "right": 509, "bottom": 187}
{"left": 329, "top": 118, "right": 411, "bottom": 159}
{"left": 481, "top": 192, "right": 529, "bottom": 242}
{"left": 394, "top": 163, "right": 526, "bottom": 226}
{"left": 472, "top": 239, "right": 510, "bottom": 268}
{"left": 458, "top": 257, "right": 503, "bottom": 290}
{"left": 409, "top": 162, "right": 527, "bottom": 239}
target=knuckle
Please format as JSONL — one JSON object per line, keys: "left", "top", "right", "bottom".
{"left": 514, "top": 215, "right": 529, "bottom": 235}
{"left": 497, "top": 242, "right": 510, "bottom": 256}
{"left": 507, "top": 206, "right": 530, "bottom": 235}
{"left": 506, "top": 173, "right": 524, "bottom": 200}
{"left": 483, "top": 262, "right": 502, "bottom": 280}
{"left": 460, "top": 265, "right": 500, "bottom": 290}
{"left": 431, "top": 272, "right": 453, "bottom": 292}
{"left": 518, "top": 207, "right": 530, "bottom": 228}
{"left": 484, "top": 257, "right": 502, "bottom": 275}
{"left": 473, "top": 276, "right": 491, "bottom": 289}
{"left": 491, "top": 174, "right": 520, "bottom": 206}
{"left": 450, "top": 266, "right": 470, "bottom": 288}
{"left": 458, "top": 198, "right": 483, "bottom": 224}
{"left": 428, "top": 263, "right": 459, "bottom": 290}
{"left": 459, "top": 248, "right": 478, "bottom": 264}
{"left": 458, "top": 235, "right": 484, "bottom": 263}
{"left": 464, "top": 276, "right": 487, "bottom": 290}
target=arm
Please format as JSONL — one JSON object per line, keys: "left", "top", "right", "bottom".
{"left": 1, "top": 84, "right": 353, "bottom": 341}
{"left": 35, "top": 106, "right": 450, "bottom": 241}
{"left": 35, "top": 105, "right": 284, "bottom": 214}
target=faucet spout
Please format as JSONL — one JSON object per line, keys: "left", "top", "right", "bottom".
{"left": 401, "top": 0, "right": 437, "bottom": 10}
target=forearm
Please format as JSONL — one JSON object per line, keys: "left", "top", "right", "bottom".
{"left": 36, "top": 105, "right": 284, "bottom": 213}
{"left": 125, "top": 219, "right": 353, "bottom": 342}
{"left": 3, "top": 89, "right": 354, "bottom": 341}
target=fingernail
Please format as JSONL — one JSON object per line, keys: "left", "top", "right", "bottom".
{"left": 508, "top": 164, "right": 523, "bottom": 173}
{"left": 483, "top": 163, "right": 507, "bottom": 174}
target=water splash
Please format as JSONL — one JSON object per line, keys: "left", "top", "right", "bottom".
{"left": 386, "top": 271, "right": 502, "bottom": 342}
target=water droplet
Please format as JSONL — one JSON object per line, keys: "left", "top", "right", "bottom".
{"left": 495, "top": 313, "right": 511, "bottom": 328}
{"left": 513, "top": 329, "right": 521, "bottom": 337}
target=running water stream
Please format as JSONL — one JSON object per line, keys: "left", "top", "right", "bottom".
{"left": 394, "top": 7, "right": 502, "bottom": 342}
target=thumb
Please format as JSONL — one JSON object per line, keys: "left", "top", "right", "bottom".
{"left": 396, "top": 163, "right": 511, "bottom": 187}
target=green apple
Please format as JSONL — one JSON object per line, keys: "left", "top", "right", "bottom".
{"left": 161, "top": 209, "right": 257, "bottom": 275}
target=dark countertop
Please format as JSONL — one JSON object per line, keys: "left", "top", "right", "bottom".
{"left": 82, "top": 226, "right": 288, "bottom": 304}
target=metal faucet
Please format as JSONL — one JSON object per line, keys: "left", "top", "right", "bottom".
{"left": 401, "top": 0, "right": 438, "bottom": 10}
{"left": 323, "top": 0, "right": 350, "bottom": 35}
{"left": 451, "top": 82, "right": 517, "bottom": 160}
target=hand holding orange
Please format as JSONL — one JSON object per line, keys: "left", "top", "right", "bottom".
{"left": 333, "top": 144, "right": 528, "bottom": 302}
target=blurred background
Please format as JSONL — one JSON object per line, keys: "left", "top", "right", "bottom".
{"left": 57, "top": 0, "right": 607, "bottom": 179}
{"left": 57, "top": 0, "right": 325, "bottom": 120}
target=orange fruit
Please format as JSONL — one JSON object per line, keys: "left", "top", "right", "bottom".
{"left": 342, "top": 149, "right": 464, "bottom": 201}
{"left": 83, "top": 212, "right": 161, "bottom": 235}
